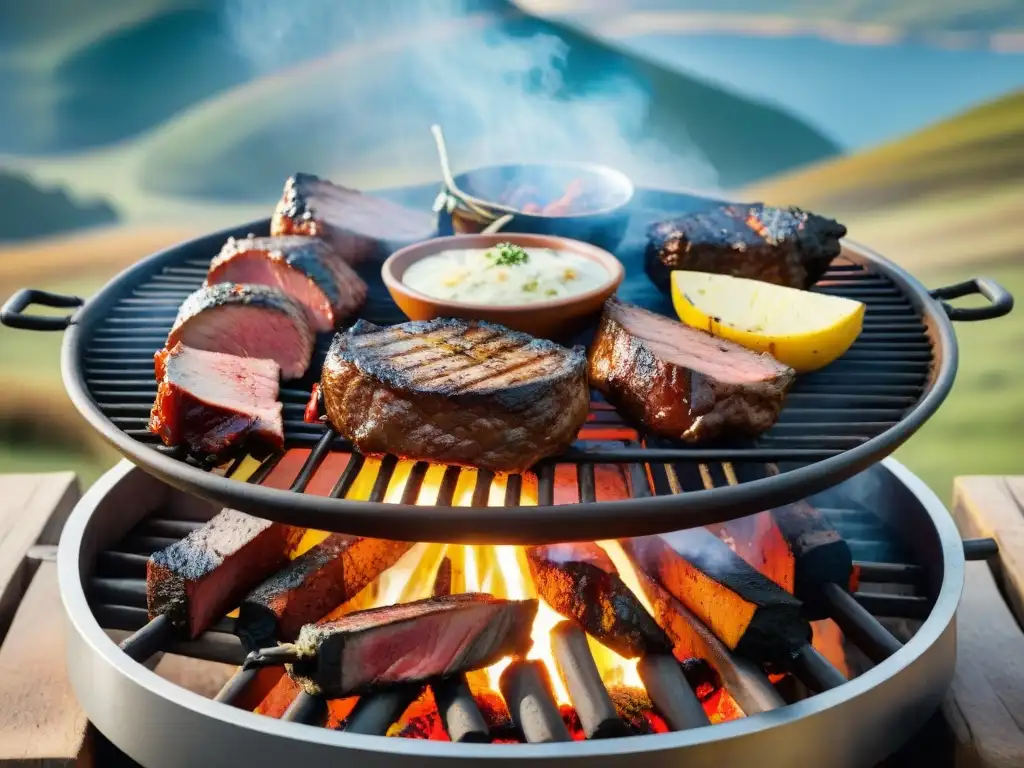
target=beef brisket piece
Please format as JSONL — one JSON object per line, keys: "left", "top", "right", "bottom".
{"left": 645, "top": 203, "right": 846, "bottom": 293}
{"left": 235, "top": 534, "right": 412, "bottom": 650}
{"left": 148, "top": 343, "right": 283, "bottom": 456}
{"left": 622, "top": 529, "right": 811, "bottom": 666}
{"left": 207, "top": 235, "right": 367, "bottom": 332}
{"left": 271, "top": 173, "right": 436, "bottom": 263}
{"left": 147, "top": 509, "right": 303, "bottom": 639}
{"left": 168, "top": 283, "right": 314, "bottom": 380}
{"left": 321, "top": 318, "right": 590, "bottom": 472}
{"left": 588, "top": 298, "right": 794, "bottom": 442}
{"left": 283, "top": 593, "right": 537, "bottom": 698}
{"left": 526, "top": 542, "right": 671, "bottom": 658}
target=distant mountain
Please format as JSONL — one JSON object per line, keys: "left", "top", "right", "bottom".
{"left": 131, "top": 1, "right": 839, "bottom": 202}
{"left": 743, "top": 89, "right": 1024, "bottom": 270}
{"left": 0, "top": 170, "right": 118, "bottom": 241}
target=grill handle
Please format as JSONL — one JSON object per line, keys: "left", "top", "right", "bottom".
{"left": 930, "top": 277, "right": 1013, "bottom": 322}
{"left": 0, "top": 288, "right": 83, "bottom": 331}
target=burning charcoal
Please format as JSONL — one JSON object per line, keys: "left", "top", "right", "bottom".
{"left": 272, "top": 173, "right": 436, "bottom": 263}
{"left": 714, "top": 499, "right": 853, "bottom": 618}
{"left": 606, "top": 686, "right": 669, "bottom": 735}
{"left": 525, "top": 542, "right": 671, "bottom": 658}
{"left": 245, "top": 593, "right": 537, "bottom": 699}
{"left": 499, "top": 660, "right": 572, "bottom": 743}
{"left": 550, "top": 621, "right": 629, "bottom": 739}
{"left": 387, "top": 688, "right": 449, "bottom": 740}
{"left": 622, "top": 529, "right": 812, "bottom": 666}
{"left": 147, "top": 509, "right": 302, "bottom": 639}
{"left": 235, "top": 534, "right": 413, "bottom": 650}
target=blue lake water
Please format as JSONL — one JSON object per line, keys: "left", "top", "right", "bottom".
{"left": 618, "top": 33, "right": 1024, "bottom": 149}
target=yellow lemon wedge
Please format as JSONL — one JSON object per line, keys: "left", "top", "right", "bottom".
{"left": 670, "top": 271, "right": 865, "bottom": 373}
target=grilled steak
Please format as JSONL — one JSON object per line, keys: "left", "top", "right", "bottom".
{"left": 321, "top": 318, "right": 590, "bottom": 472}
{"left": 148, "top": 343, "right": 283, "bottom": 456}
{"left": 235, "top": 534, "right": 413, "bottom": 651}
{"left": 284, "top": 593, "right": 538, "bottom": 698}
{"left": 207, "top": 235, "right": 368, "bottom": 332}
{"left": 623, "top": 529, "right": 811, "bottom": 665}
{"left": 272, "top": 173, "right": 436, "bottom": 263}
{"left": 526, "top": 542, "right": 670, "bottom": 658}
{"left": 588, "top": 299, "right": 794, "bottom": 442}
{"left": 147, "top": 509, "right": 303, "bottom": 639}
{"left": 168, "top": 283, "right": 314, "bottom": 380}
{"left": 645, "top": 203, "right": 846, "bottom": 293}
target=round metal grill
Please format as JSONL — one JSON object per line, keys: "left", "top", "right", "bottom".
{"left": 1, "top": 187, "right": 1012, "bottom": 542}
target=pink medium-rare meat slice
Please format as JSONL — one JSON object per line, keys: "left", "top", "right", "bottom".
{"left": 320, "top": 318, "right": 590, "bottom": 473}
{"left": 280, "top": 593, "right": 538, "bottom": 698}
{"left": 167, "top": 283, "right": 314, "bottom": 380}
{"left": 148, "top": 343, "right": 283, "bottom": 456}
{"left": 271, "top": 173, "right": 437, "bottom": 263}
{"left": 147, "top": 509, "right": 303, "bottom": 639}
{"left": 207, "top": 235, "right": 367, "bottom": 332}
{"left": 588, "top": 298, "right": 794, "bottom": 442}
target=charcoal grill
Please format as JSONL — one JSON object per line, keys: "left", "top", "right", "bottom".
{"left": 60, "top": 455, "right": 984, "bottom": 767}
{"left": 3, "top": 187, "right": 1013, "bottom": 542}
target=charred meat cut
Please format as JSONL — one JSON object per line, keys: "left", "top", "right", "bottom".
{"left": 168, "top": 283, "right": 314, "bottom": 380}
{"left": 321, "top": 318, "right": 589, "bottom": 472}
{"left": 207, "top": 235, "right": 367, "bottom": 332}
{"left": 235, "top": 535, "right": 412, "bottom": 650}
{"left": 526, "top": 542, "right": 670, "bottom": 658}
{"left": 147, "top": 509, "right": 302, "bottom": 639}
{"left": 645, "top": 203, "right": 846, "bottom": 292}
{"left": 148, "top": 343, "right": 283, "bottom": 456}
{"left": 273, "top": 593, "right": 537, "bottom": 699}
{"left": 622, "top": 529, "right": 811, "bottom": 666}
{"left": 272, "top": 173, "right": 436, "bottom": 263}
{"left": 588, "top": 299, "right": 794, "bottom": 442}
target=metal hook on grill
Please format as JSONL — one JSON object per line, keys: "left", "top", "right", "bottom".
{"left": 243, "top": 644, "right": 301, "bottom": 670}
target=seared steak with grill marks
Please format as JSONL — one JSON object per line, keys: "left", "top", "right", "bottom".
{"left": 148, "top": 343, "right": 283, "bottom": 456}
{"left": 168, "top": 283, "right": 314, "bottom": 380}
{"left": 148, "top": 509, "right": 303, "bottom": 639}
{"left": 235, "top": 534, "right": 412, "bottom": 651}
{"left": 526, "top": 542, "right": 671, "bottom": 658}
{"left": 272, "top": 173, "right": 436, "bottom": 263}
{"left": 207, "top": 235, "right": 367, "bottom": 332}
{"left": 588, "top": 299, "right": 794, "bottom": 442}
{"left": 645, "top": 203, "right": 846, "bottom": 292}
{"left": 321, "top": 318, "right": 590, "bottom": 472}
{"left": 284, "top": 593, "right": 538, "bottom": 698}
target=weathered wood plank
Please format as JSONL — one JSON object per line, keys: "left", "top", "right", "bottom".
{"left": 952, "top": 476, "right": 1024, "bottom": 626}
{"left": 942, "top": 561, "right": 1024, "bottom": 768}
{"left": 0, "top": 563, "right": 91, "bottom": 766}
{"left": 0, "top": 473, "right": 80, "bottom": 643}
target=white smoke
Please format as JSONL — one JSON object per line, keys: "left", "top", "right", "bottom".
{"left": 222, "top": 0, "right": 720, "bottom": 191}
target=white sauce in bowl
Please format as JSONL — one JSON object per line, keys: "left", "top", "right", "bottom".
{"left": 402, "top": 244, "right": 609, "bottom": 306}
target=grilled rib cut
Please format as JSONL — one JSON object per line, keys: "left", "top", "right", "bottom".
{"left": 645, "top": 203, "right": 846, "bottom": 292}
{"left": 623, "top": 529, "right": 811, "bottom": 666}
{"left": 148, "top": 343, "right": 283, "bottom": 456}
{"left": 207, "top": 235, "right": 367, "bottom": 332}
{"left": 285, "top": 593, "right": 538, "bottom": 698}
{"left": 588, "top": 299, "right": 794, "bottom": 442}
{"left": 168, "top": 283, "right": 314, "bottom": 380}
{"left": 148, "top": 509, "right": 302, "bottom": 639}
{"left": 235, "top": 534, "right": 413, "bottom": 651}
{"left": 272, "top": 173, "right": 436, "bottom": 263}
{"left": 526, "top": 542, "right": 671, "bottom": 658}
{"left": 321, "top": 318, "right": 590, "bottom": 472}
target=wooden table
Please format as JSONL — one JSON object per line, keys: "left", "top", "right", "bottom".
{"left": 0, "top": 472, "right": 1021, "bottom": 766}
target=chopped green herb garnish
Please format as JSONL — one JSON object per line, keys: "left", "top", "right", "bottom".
{"left": 545, "top": 288, "right": 558, "bottom": 296}
{"left": 492, "top": 242, "right": 529, "bottom": 267}
{"left": 522, "top": 279, "right": 539, "bottom": 292}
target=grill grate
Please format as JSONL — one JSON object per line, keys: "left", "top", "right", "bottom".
{"left": 92, "top": 449, "right": 931, "bottom": 744}
{"left": 82, "top": 256, "right": 931, "bottom": 497}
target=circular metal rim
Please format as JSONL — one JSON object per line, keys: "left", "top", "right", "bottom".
{"left": 59, "top": 215, "right": 958, "bottom": 544}
{"left": 60, "top": 458, "right": 964, "bottom": 767}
